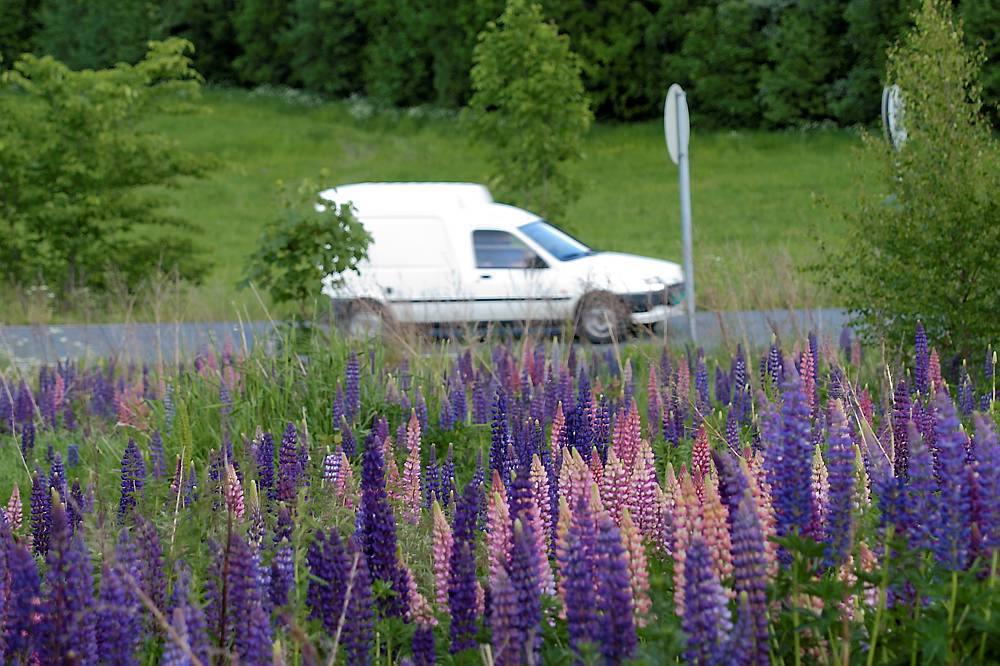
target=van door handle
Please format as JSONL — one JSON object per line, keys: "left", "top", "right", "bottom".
{"left": 479, "top": 274, "right": 492, "bottom": 280}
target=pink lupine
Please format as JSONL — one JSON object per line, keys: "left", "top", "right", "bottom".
{"left": 551, "top": 402, "right": 567, "bottom": 453}
{"left": 589, "top": 450, "right": 604, "bottom": 485}
{"left": 811, "top": 446, "right": 829, "bottom": 537}
{"left": 600, "top": 448, "right": 629, "bottom": 526}
{"left": 647, "top": 365, "right": 662, "bottom": 434}
{"left": 676, "top": 361, "right": 691, "bottom": 411}
{"left": 620, "top": 508, "right": 651, "bottom": 627}
{"left": 520, "top": 482, "right": 557, "bottom": 596}
{"left": 929, "top": 348, "right": 943, "bottom": 392}
{"left": 486, "top": 490, "right": 512, "bottom": 586}
{"left": 334, "top": 450, "right": 354, "bottom": 508}
{"left": 401, "top": 416, "right": 422, "bottom": 524}
{"left": 801, "top": 349, "right": 816, "bottom": 413}
{"left": 672, "top": 470, "right": 701, "bottom": 617}
{"left": 385, "top": 446, "right": 402, "bottom": 503}
{"left": 400, "top": 554, "right": 436, "bottom": 625}
{"left": 859, "top": 389, "right": 874, "bottom": 426}
{"left": 741, "top": 452, "right": 778, "bottom": 575}
{"left": 6, "top": 483, "right": 22, "bottom": 531}
{"left": 431, "top": 501, "right": 452, "bottom": 609}
{"left": 529, "top": 454, "right": 553, "bottom": 543}
{"left": 613, "top": 401, "right": 641, "bottom": 472}
{"left": 115, "top": 381, "right": 150, "bottom": 431}
{"left": 628, "top": 440, "right": 661, "bottom": 540}
{"left": 53, "top": 373, "right": 65, "bottom": 412}
{"left": 691, "top": 425, "right": 712, "bottom": 480}
{"left": 661, "top": 463, "right": 682, "bottom": 554}
{"left": 224, "top": 463, "right": 245, "bottom": 519}
{"left": 702, "top": 474, "right": 734, "bottom": 588}
{"left": 491, "top": 469, "right": 508, "bottom": 504}
{"left": 851, "top": 339, "right": 862, "bottom": 368}
{"left": 554, "top": 496, "right": 573, "bottom": 612}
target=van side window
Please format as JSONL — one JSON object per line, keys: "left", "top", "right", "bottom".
{"left": 473, "top": 230, "right": 546, "bottom": 269}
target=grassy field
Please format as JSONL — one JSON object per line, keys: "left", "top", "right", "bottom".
{"left": 8, "top": 87, "right": 866, "bottom": 323}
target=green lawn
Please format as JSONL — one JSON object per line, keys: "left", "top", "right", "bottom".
{"left": 47, "top": 87, "right": 868, "bottom": 321}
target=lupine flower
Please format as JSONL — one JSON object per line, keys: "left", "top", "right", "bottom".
{"left": 671, "top": 469, "right": 700, "bottom": 616}
{"left": 613, "top": 401, "right": 641, "bottom": 472}
{"left": 731, "top": 492, "right": 770, "bottom": 665}
{"left": 903, "top": 420, "right": 938, "bottom": 554}
{"left": 489, "top": 566, "right": 520, "bottom": 666}
{"left": 431, "top": 501, "right": 453, "bottom": 609}
{"left": 929, "top": 349, "right": 942, "bottom": 393}
{"left": 255, "top": 431, "right": 275, "bottom": 500}
{"left": 505, "top": 519, "right": 543, "bottom": 663}
{"left": 359, "top": 432, "right": 406, "bottom": 617}
{"left": 306, "top": 529, "right": 348, "bottom": 632}
{"left": 766, "top": 365, "right": 817, "bottom": 550}
{"left": 619, "top": 509, "right": 651, "bottom": 626}
{"left": 491, "top": 387, "right": 509, "bottom": 475}
{"left": 973, "top": 415, "right": 1000, "bottom": 553}
{"left": 594, "top": 515, "right": 637, "bottom": 662}
{"left": 401, "top": 425, "right": 422, "bottom": 524}
{"left": 411, "top": 621, "right": 436, "bottom": 666}
{"left": 225, "top": 463, "right": 245, "bottom": 519}
{"left": 563, "top": 494, "right": 598, "bottom": 654}
{"left": 810, "top": 445, "right": 829, "bottom": 537}
{"left": 6, "top": 483, "right": 23, "bottom": 531}
{"left": 628, "top": 439, "right": 662, "bottom": 540}
{"left": 341, "top": 415, "right": 357, "bottom": 458}
{"left": 486, "top": 489, "right": 512, "bottom": 586}
{"left": 135, "top": 516, "right": 166, "bottom": 613}
{"left": 682, "top": 536, "right": 733, "bottom": 666}
{"left": 824, "top": 400, "right": 855, "bottom": 567}
{"left": 529, "top": 453, "right": 553, "bottom": 542}
{"left": 6, "top": 541, "right": 42, "bottom": 659}
{"left": 702, "top": 474, "right": 734, "bottom": 585}
{"left": 277, "top": 422, "right": 300, "bottom": 503}
{"left": 891, "top": 379, "right": 911, "bottom": 482}
{"left": 933, "top": 392, "right": 972, "bottom": 570}
{"left": 40, "top": 496, "right": 97, "bottom": 665}
{"left": 49, "top": 452, "right": 68, "bottom": 502}
{"left": 600, "top": 448, "right": 628, "bottom": 526}
{"left": 30, "top": 469, "right": 51, "bottom": 556}
{"left": 449, "top": 482, "right": 482, "bottom": 653}
{"left": 119, "top": 439, "right": 147, "bottom": 522}
{"left": 21, "top": 421, "right": 35, "bottom": 457}
{"left": 96, "top": 555, "right": 142, "bottom": 666}
{"left": 346, "top": 351, "right": 361, "bottom": 422}
{"left": 691, "top": 425, "right": 712, "bottom": 479}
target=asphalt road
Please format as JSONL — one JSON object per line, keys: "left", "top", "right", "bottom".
{"left": 0, "top": 308, "right": 848, "bottom": 366}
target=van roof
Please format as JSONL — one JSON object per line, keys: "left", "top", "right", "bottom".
{"left": 319, "top": 182, "right": 495, "bottom": 216}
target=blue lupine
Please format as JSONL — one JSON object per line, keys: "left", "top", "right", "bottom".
{"left": 277, "top": 422, "right": 300, "bottom": 503}
{"left": 271, "top": 538, "right": 295, "bottom": 608}
{"left": 449, "top": 482, "right": 482, "bottom": 653}
{"left": 6, "top": 541, "right": 42, "bottom": 659}
{"left": 30, "top": 469, "right": 51, "bottom": 556}
{"left": 564, "top": 495, "right": 598, "bottom": 654}
{"left": 824, "top": 400, "right": 856, "bottom": 566}
{"left": 359, "top": 432, "right": 406, "bottom": 617}
{"left": 256, "top": 431, "right": 275, "bottom": 500}
{"left": 933, "top": 392, "right": 973, "bottom": 570}
{"left": 915, "top": 323, "right": 929, "bottom": 395}
{"left": 119, "top": 439, "right": 146, "bottom": 521}
{"left": 346, "top": 351, "right": 361, "bottom": 422}
{"left": 595, "top": 516, "right": 637, "bottom": 663}
{"left": 715, "top": 364, "right": 731, "bottom": 406}
{"left": 20, "top": 421, "right": 35, "bottom": 458}
{"left": 682, "top": 536, "right": 732, "bottom": 666}
{"left": 343, "top": 537, "right": 375, "bottom": 665}
{"left": 905, "top": 421, "right": 937, "bottom": 552}
{"left": 491, "top": 387, "right": 509, "bottom": 475}
{"left": 306, "top": 529, "right": 348, "bottom": 632}
{"left": 973, "top": 415, "right": 1000, "bottom": 553}
{"left": 731, "top": 494, "right": 770, "bottom": 666}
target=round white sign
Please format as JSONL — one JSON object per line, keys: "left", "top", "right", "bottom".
{"left": 664, "top": 84, "right": 690, "bottom": 166}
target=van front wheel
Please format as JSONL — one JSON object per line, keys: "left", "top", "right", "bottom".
{"left": 345, "top": 300, "right": 391, "bottom": 339}
{"left": 574, "top": 292, "right": 628, "bottom": 344}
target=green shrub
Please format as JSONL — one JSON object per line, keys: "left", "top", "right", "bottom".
{"left": 0, "top": 38, "right": 211, "bottom": 298}
{"left": 281, "top": 0, "right": 366, "bottom": 97}
{"left": 232, "top": 0, "right": 291, "bottom": 85}
{"left": 820, "top": 0, "right": 1000, "bottom": 354}
{"left": 467, "top": 0, "right": 591, "bottom": 221}
{"left": 35, "top": 0, "right": 157, "bottom": 70}
{"left": 242, "top": 175, "right": 371, "bottom": 316}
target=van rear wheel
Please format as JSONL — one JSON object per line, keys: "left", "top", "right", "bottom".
{"left": 345, "top": 300, "right": 391, "bottom": 339}
{"left": 574, "top": 292, "right": 628, "bottom": 344}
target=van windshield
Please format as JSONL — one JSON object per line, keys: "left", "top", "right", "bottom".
{"left": 518, "top": 220, "right": 594, "bottom": 261}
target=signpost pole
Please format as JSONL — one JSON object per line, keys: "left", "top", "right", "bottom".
{"left": 677, "top": 98, "right": 696, "bottom": 343}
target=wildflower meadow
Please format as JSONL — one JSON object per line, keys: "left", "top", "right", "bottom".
{"left": 0, "top": 324, "right": 998, "bottom": 664}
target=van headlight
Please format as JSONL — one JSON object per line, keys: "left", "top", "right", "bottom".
{"left": 666, "top": 282, "right": 685, "bottom": 306}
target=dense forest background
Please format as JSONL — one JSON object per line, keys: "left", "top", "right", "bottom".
{"left": 2, "top": 0, "right": 999, "bottom": 127}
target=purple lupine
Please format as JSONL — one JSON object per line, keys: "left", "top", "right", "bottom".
{"left": 594, "top": 516, "right": 637, "bottom": 663}
{"left": 66, "top": 442, "right": 79, "bottom": 468}
{"left": 96, "top": 551, "right": 142, "bottom": 666}
{"left": 450, "top": 381, "right": 467, "bottom": 426}
{"left": 472, "top": 377, "right": 490, "bottom": 425}
{"left": 346, "top": 351, "right": 361, "bottom": 422}
{"left": 765, "top": 366, "right": 817, "bottom": 550}
{"left": 766, "top": 342, "right": 783, "bottom": 387}
{"left": 277, "top": 422, "right": 300, "bottom": 503}
{"left": 725, "top": 407, "right": 740, "bottom": 452}
{"left": 40, "top": 498, "right": 97, "bottom": 665}
{"left": 63, "top": 403, "right": 76, "bottom": 431}
{"left": 166, "top": 560, "right": 210, "bottom": 665}
{"left": 424, "top": 444, "right": 440, "bottom": 508}
{"left": 20, "top": 421, "right": 35, "bottom": 458}
{"left": 148, "top": 431, "right": 165, "bottom": 480}
{"left": 30, "top": 469, "right": 51, "bottom": 556}
{"left": 271, "top": 538, "right": 295, "bottom": 608}
{"left": 695, "top": 350, "right": 710, "bottom": 415}
{"left": 891, "top": 379, "right": 911, "bottom": 484}
{"left": 411, "top": 622, "right": 436, "bottom": 666}
{"left": 441, "top": 444, "right": 456, "bottom": 506}
{"left": 933, "top": 392, "right": 973, "bottom": 570}
{"left": 491, "top": 388, "right": 509, "bottom": 475}
{"left": 564, "top": 496, "right": 598, "bottom": 654}
{"left": 973, "top": 415, "right": 1000, "bottom": 553}
{"left": 332, "top": 384, "right": 346, "bottom": 432}
{"left": 438, "top": 393, "right": 454, "bottom": 431}
{"left": 119, "top": 439, "right": 146, "bottom": 521}
{"left": 256, "top": 431, "right": 276, "bottom": 500}
{"left": 359, "top": 432, "right": 406, "bottom": 617}
{"left": 715, "top": 365, "right": 731, "bottom": 406}
{"left": 713, "top": 450, "right": 749, "bottom": 530}
{"left": 490, "top": 567, "right": 519, "bottom": 665}
{"left": 914, "top": 323, "right": 930, "bottom": 395}
{"left": 731, "top": 494, "right": 770, "bottom": 666}
{"left": 343, "top": 537, "right": 375, "bottom": 665}
{"left": 449, "top": 481, "right": 482, "bottom": 653}
{"left": 306, "top": 529, "right": 348, "bottom": 631}
{"left": 682, "top": 536, "right": 733, "bottom": 665}
{"left": 6, "top": 541, "right": 42, "bottom": 659}
{"left": 240, "top": 599, "right": 272, "bottom": 666}
{"left": 341, "top": 416, "right": 357, "bottom": 458}
{"left": 49, "top": 452, "right": 68, "bottom": 503}
{"left": 904, "top": 420, "right": 937, "bottom": 553}
{"left": 135, "top": 516, "right": 166, "bottom": 614}
{"left": 824, "top": 400, "right": 855, "bottom": 567}
{"left": 505, "top": 520, "right": 542, "bottom": 664}
{"left": 959, "top": 368, "right": 976, "bottom": 416}
{"left": 415, "top": 386, "right": 428, "bottom": 432}
{"left": 66, "top": 479, "right": 85, "bottom": 534}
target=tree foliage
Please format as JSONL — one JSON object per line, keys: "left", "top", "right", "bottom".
{"left": 821, "top": 0, "right": 1000, "bottom": 353}
{"left": 467, "top": 0, "right": 592, "bottom": 220}
{"left": 0, "top": 38, "right": 210, "bottom": 297}
{"left": 281, "top": 0, "right": 367, "bottom": 97}
{"left": 35, "top": 0, "right": 158, "bottom": 70}
{"left": 242, "top": 175, "right": 372, "bottom": 313}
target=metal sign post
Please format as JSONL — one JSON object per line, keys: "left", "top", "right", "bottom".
{"left": 664, "top": 84, "right": 696, "bottom": 343}
{"left": 882, "top": 84, "right": 906, "bottom": 150}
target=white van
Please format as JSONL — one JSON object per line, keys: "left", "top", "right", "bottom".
{"left": 319, "top": 182, "right": 684, "bottom": 343}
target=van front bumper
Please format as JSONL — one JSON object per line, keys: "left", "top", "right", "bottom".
{"left": 630, "top": 304, "right": 684, "bottom": 325}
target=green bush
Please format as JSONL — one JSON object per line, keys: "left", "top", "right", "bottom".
{"left": 467, "top": 0, "right": 592, "bottom": 221}
{"left": 820, "top": 0, "right": 1000, "bottom": 354}
{"left": 232, "top": 0, "right": 291, "bottom": 85}
{"left": 0, "top": 0, "right": 41, "bottom": 68}
{"left": 35, "top": 0, "right": 157, "bottom": 70}
{"left": 281, "top": 0, "right": 366, "bottom": 97}
{"left": 963, "top": 0, "right": 1000, "bottom": 125}
{"left": 159, "top": 0, "right": 241, "bottom": 83}
{"left": 242, "top": 175, "right": 371, "bottom": 315}
{"left": 0, "top": 38, "right": 210, "bottom": 297}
